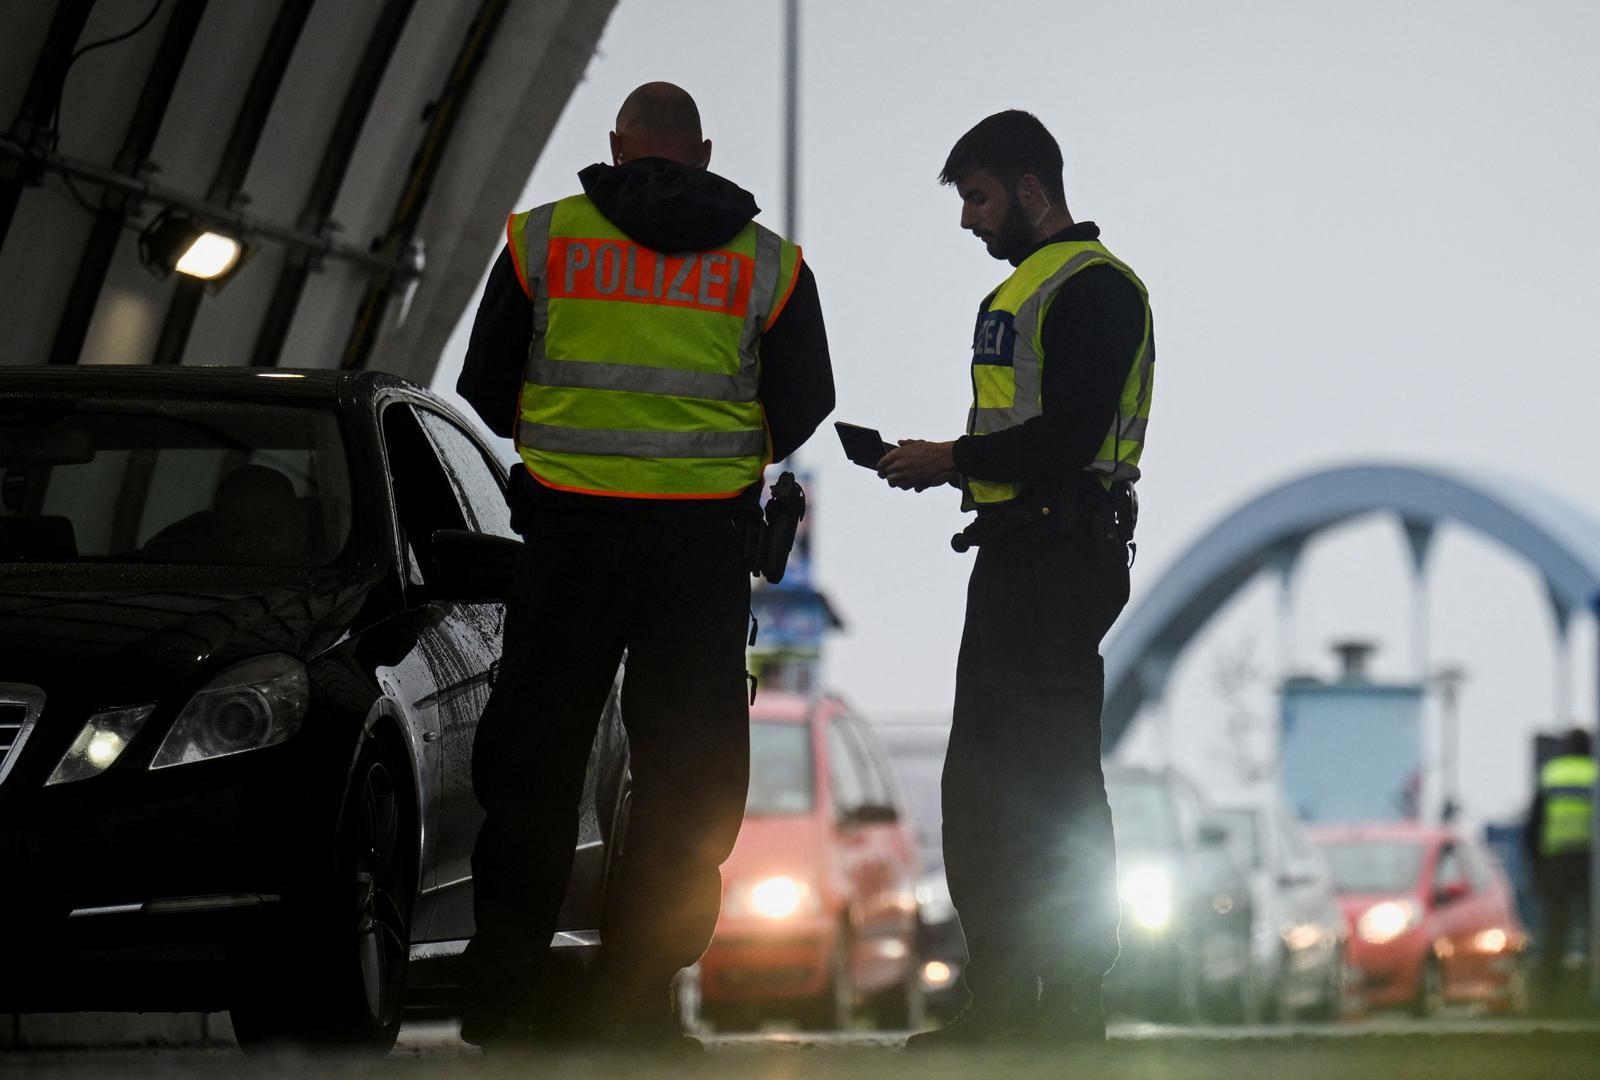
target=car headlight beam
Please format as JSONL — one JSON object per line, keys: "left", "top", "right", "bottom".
{"left": 150, "top": 654, "right": 309, "bottom": 769}
{"left": 47, "top": 704, "right": 155, "bottom": 785}
{"left": 1120, "top": 865, "right": 1174, "bottom": 931}
{"left": 727, "top": 874, "right": 821, "bottom": 920}
{"left": 1356, "top": 899, "right": 1420, "bottom": 945}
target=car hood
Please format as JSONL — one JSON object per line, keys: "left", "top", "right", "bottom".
{"left": 721, "top": 814, "right": 826, "bottom": 889}
{"left": 0, "top": 566, "right": 386, "bottom": 708}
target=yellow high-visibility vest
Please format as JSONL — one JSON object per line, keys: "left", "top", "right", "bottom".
{"left": 962, "top": 240, "right": 1153, "bottom": 509}
{"left": 506, "top": 194, "right": 801, "bottom": 499}
{"left": 1539, "top": 754, "right": 1596, "bottom": 857}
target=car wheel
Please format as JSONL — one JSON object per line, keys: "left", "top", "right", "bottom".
{"left": 870, "top": 944, "right": 926, "bottom": 1031}
{"left": 799, "top": 930, "right": 854, "bottom": 1031}
{"left": 1203, "top": 963, "right": 1260, "bottom": 1025}
{"left": 1148, "top": 946, "right": 1203, "bottom": 1024}
{"left": 1411, "top": 956, "right": 1444, "bottom": 1019}
{"left": 1495, "top": 956, "right": 1530, "bottom": 1016}
{"left": 231, "top": 735, "right": 415, "bottom": 1054}
{"left": 1302, "top": 954, "right": 1345, "bottom": 1023}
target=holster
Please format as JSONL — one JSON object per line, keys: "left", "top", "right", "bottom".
{"left": 741, "top": 471, "right": 806, "bottom": 583}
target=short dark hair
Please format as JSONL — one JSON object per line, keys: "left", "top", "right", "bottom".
{"left": 939, "top": 110, "right": 1065, "bottom": 203}
{"left": 1563, "top": 727, "right": 1593, "bottom": 756}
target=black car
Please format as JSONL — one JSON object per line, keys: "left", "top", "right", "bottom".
{"left": 0, "top": 367, "right": 628, "bottom": 1053}
{"left": 1104, "top": 765, "right": 1254, "bottom": 1023}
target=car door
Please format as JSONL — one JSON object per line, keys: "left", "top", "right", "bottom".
{"left": 1428, "top": 841, "right": 1481, "bottom": 994}
{"left": 837, "top": 713, "right": 916, "bottom": 990}
{"left": 825, "top": 715, "right": 874, "bottom": 944}
{"left": 377, "top": 401, "right": 502, "bottom": 943}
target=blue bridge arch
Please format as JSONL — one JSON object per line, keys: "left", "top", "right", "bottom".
{"left": 1103, "top": 463, "right": 1600, "bottom": 749}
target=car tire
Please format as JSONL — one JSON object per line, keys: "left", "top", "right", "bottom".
{"left": 1148, "top": 945, "right": 1203, "bottom": 1024}
{"left": 230, "top": 734, "right": 415, "bottom": 1054}
{"left": 870, "top": 944, "right": 926, "bottom": 1031}
{"left": 1411, "top": 956, "right": 1444, "bottom": 1019}
{"left": 799, "top": 930, "right": 854, "bottom": 1031}
{"left": 1301, "top": 954, "right": 1345, "bottom": 1023}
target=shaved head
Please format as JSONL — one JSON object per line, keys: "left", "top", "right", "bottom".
{"left": 610, "top": 82, "right": 712, "bottom": 169}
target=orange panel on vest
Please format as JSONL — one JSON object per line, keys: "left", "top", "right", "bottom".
{"left": 546, "top": 237, "right": 753, "bottom": 317}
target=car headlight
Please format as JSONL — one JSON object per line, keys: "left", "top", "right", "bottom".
{"left": 150, "top": 654, "right": 309, "bottom": 769}
{"left": 1120, "top": 864, "right": 1173, "bottom": 931}
{"left": 1472, "top": 928, "right": 1509, "bottom": 954}
{"left": 1357, "top": 900, "right": 1420, "bottom": 945}
{"left": 727, "top": 875, "right": 820, "bottom": 920}
{"left": 46, "top": 704, "right": 156, "bottom": 785}
{"left": 915, "top": 871, "right": 957, "bottom": 925}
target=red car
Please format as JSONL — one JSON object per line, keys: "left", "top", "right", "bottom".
{"left": 1309, "top": 823, "right": 1528, "bottom": 1016}
{"left": 697, "top": 693, "right": 922, "bottom": 1031}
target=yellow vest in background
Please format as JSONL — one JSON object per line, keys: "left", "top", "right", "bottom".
{"left": 1539, "top": 753, "right": 1596, "bottom": 857}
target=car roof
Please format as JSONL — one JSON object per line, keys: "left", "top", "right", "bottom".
{"left": 0, "top": 364, "right": 408, "bottom": 403}
{"left": 1305, "top": 821, "right": 1453, "bottom": 846}
{"left": 749, "top": 691, "right": 841, "bottom": 725}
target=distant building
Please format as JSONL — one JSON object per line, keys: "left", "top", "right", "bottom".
{"left": 1280, "top": 642, "right": 1425, "bottom": 824}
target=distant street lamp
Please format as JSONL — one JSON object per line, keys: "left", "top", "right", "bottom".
{"left": 1431, "top": 664, "right": 1468, "bottom": 822}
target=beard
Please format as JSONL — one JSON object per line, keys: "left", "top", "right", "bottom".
{"left": 986, "top": 194, "right": 1035, "bottom": 263}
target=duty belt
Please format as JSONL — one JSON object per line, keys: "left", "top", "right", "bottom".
{"left": 950, "top": 480, "right": 1136, "bottom": 556}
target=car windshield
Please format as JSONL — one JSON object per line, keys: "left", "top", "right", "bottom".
{"left": 1317, "top": 839, "right": 1424, "bottom": 893}
{"left": 0, "top": 396, "right": 352, "bottom": 568}
{"left": 746, "top": 721, "right": 814, "bottom": 816}
{"left": 1106, "top": 774, "right": 1179, "bottom": 850}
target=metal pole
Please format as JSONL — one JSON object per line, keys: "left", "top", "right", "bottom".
{"left": 782, "top": 0, "right": 799, "bottom": 242}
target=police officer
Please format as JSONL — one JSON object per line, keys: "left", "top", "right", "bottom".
{"left": 455, "top": 82, "right": 834, "bottom": 1050}
{"left": 1526, "top": 727, "right": 1596, "bottom": 1006}
{"left": 884, "top": 110, "right": 1152, "bottom": 1047}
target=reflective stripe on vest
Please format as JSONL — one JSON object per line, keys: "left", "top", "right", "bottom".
{"left": 961, "top": 241, "right": 1154, "bottom": 509}
{"left": 1539, "top": 754, "right": 1596, "bottom": 857}
{"left": 506, "top": 194, "right": 800, "bottom": 499}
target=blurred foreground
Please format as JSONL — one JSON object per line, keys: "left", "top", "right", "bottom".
{"left": 7, "top": 1018, "right": 1600, "bottom": 1080}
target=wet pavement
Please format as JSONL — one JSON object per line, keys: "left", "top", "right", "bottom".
{"left": 6, "top": 1017, "right": 1600, "bottom": 1079}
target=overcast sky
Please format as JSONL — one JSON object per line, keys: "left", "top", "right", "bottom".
{"left": 433, "top": 0, "right": 1600, "bottom": 824}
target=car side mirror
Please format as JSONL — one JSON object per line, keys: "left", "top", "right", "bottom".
{"left": 1432, "top": 880, "right": 1469, "bottom": 907}
{"left": 1198, "top": 821, "right": 1230, "bottom": 848}
{"left": 839, "top": 803, "right": 898, "bottom": 829}
{"left": 429, "top": 529, "right": 523, "bottom": 602}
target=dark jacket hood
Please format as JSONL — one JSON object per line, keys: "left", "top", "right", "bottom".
{"left": 578, "top": 159, "right": 759, "bottom": 253}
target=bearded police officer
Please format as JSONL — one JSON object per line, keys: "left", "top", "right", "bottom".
{"left": 884, "top": 110, "right": 1152, "bottom": 1048}
{"left": 455, "top": 82, "right": 833, "bottom": 1050}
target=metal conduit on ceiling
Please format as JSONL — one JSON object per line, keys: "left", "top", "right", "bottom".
{"left": 0, "top": 1, "right": 96, "bottom": 247}
{"left": 150, "top": 0, "right": 313, "bottom": 366}
{"left": 48, "top": 0, "right": 209, "bottom": 367}
{"left": 340, "top": 0, "right": 509, "bottom": 370}
{"left": 249, "top": 0, "right": 416, "bottom": 369}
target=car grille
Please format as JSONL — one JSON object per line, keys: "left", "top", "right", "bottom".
{"left": 0, "top": 683, "right": 46, "bottom": 789}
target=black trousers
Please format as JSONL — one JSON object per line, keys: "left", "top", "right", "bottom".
{"left": 943, "top": 521, "right": 1129, "bottom": 1010}
{"left": 464, "top": 511, "right": 751, "bottom": 1012}
{"left": 1536, "top": 852, "right": 1591, "bottom": 992}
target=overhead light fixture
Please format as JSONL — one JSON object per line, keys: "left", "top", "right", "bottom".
{"left": 138, "top": 208, "right": 250, "bottom": 290}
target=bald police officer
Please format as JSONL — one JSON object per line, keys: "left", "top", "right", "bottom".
{"left": 456, "top": 82, "right": 833, "bottom": 1051}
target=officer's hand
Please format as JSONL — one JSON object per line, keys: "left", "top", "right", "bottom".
{"left": 879, "top": 440, "right": 957, "bottom": 492}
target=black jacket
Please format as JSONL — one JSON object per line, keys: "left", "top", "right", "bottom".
{"left": 950, "top": 222, "right": 1149, "bottom": 497}
{"left": 458, "top": 159, "right": 835, "bottom": 517}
